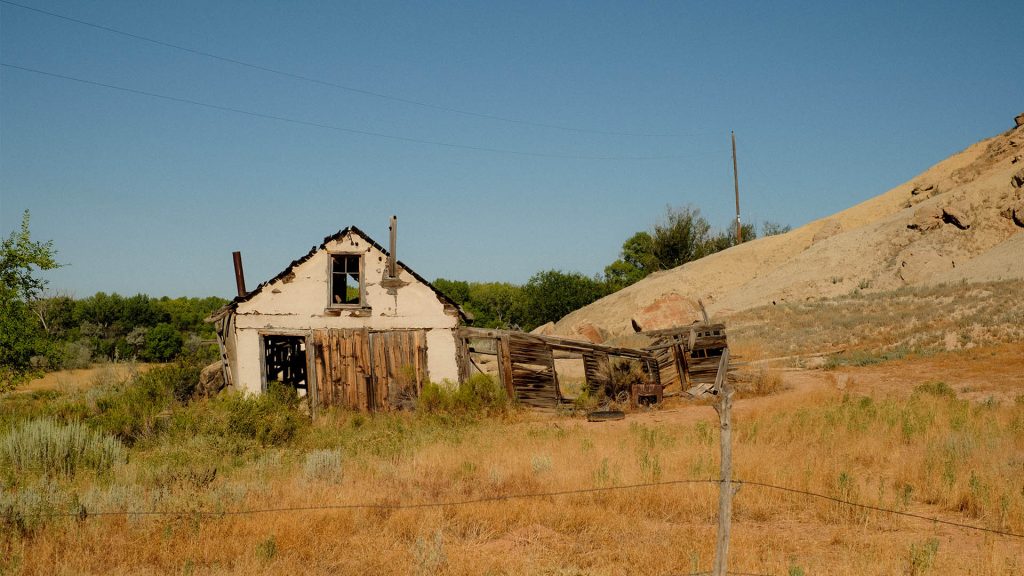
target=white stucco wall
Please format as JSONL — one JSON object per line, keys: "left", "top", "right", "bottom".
{"left": 230, "top": 231, "right": 461, "bottom": 395}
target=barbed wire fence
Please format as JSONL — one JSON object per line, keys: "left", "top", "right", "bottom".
{"left": 27, "top": 476, "right": 1024, "bottom": 534}
{"left": 20, "top": 475, "right": 1022, "bottom": 575}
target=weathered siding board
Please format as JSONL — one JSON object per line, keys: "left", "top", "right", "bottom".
{"left": 311, "top": 328, "right": 428, "bottom": 412}
{"left": 507, "top": 335, "right": 560, "bottom": 408}
{"left": 582, "top": 352, "right": 611, "bottom": 393}
{"left": 644, "top": 324, "right": 728, "bottom": 397}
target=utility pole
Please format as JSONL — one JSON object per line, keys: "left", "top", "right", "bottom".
{"left": 731, "top": 131, "right": 742, "bottom": 244}
{"left": 712, "top": 347, "right": 734, "bottom": 576}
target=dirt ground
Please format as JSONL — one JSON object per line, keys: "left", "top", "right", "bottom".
{"left": 567, "top": 342, "right": 1024, "bottom": 431}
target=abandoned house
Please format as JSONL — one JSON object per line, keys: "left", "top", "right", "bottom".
{"left": 207, "top": 219, "right": 729, "bottom": 413}
{"left": 207, "top": 220, "right": 468, "bottom": 412}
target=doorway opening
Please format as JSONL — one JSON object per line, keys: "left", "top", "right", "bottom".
{"left": 263, "top": 335, "right": 308, "bottom": 396}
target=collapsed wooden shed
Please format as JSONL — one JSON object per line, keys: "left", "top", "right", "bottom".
{"left": 646, "top": 323, "right": 729, "bottom": 397}
{"left": 455, "top": 323, "right": 729, "bottom": 410}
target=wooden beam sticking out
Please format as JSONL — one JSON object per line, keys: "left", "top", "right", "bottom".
{"left": 387, "top": 215, "right": 398, "bottom": 279}
{"left": 232, "top": 251, "right": 246, "bottom": 297}
{"left": 457, "top": 326, "right": 654, "bottom": 360}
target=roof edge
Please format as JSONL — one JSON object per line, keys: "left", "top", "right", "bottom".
{"left": 205, "top": 226, "right": 469, "bottom": 322}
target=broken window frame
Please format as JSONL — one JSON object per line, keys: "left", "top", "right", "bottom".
{"left": 327, "top": 252, "right": 364, "bottom": 308}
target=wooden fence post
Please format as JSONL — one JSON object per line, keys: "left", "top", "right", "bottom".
{"left": 712, "top": 347, "right": 733, "bottom": 576}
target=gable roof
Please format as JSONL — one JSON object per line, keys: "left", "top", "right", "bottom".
{"left": 206, "top": 226, "right": 469, "bottom": 322}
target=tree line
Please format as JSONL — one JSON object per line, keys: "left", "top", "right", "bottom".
{"left": 436, "top": 205, "right": 790, "bottom": 331}
{"left": 1, "top": 211, "right": 227, "bottom": 391}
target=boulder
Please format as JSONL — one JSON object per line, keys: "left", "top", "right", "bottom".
{"left": 630, "top": 293, "right": 702, "bottom": 332}
{"left": 1004, "top": 198, "right": 1024, "bottom": 228}
{"left": 910, "top": 182, "right": 938, "bottom": 196}
{"left": 197, "top": 361, "right": 227, "bottom": 397}
{"left": 1016, "top": 112, "right": 1024, "bottom": 128}
{"left": 530, "top": 321, "right": 556, "bottom": 336}
{"left": 572, "top": 322, "right": 608, "bottom": 344}
{"left": 1012, "top": 167, "right": 1024, "bottom": 189}
{"left": 907, "top": 206, "right": 942, "bottom": 231}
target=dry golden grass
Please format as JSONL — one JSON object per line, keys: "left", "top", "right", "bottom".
{"left": 19, "top": 362, "right": 155, "bottom": 393}
{"left": 4, "top": 353, "right": 1023, "bottom": 575}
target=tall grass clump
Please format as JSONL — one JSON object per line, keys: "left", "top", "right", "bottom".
{"left": 303, "top": 449, "right": 343, "bottom": 483}
{"left": 737, "top": 367, "right": 785, "bottom": 397}
{"left": 218, "top": 381, "right": 306, "bottom": 447}
{"left": 417, "top": 374, "right": 510, "bottom": 416}
{"left": 0, "top": 480, "right": 77, "bottom": 537}
{"left": 0, "top": 419, "right": 126, "bottom": 483}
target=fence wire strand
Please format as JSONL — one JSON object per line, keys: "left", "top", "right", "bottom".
{"left": 24, "top": 477, "right": 1024, "bottom": 538}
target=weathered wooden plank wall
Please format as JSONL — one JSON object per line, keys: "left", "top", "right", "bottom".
{"left": 507, "top": 336, "right": 559, "bottom": 409}
{"left": 646, "top": 324, "right": 728, "bottom": 397}
{"left": 312, "top": 328, "right": 428, "bottom": 412}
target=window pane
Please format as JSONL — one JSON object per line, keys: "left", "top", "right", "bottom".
{"left": 331, "top": 255, "right": 361, "bottom": 305}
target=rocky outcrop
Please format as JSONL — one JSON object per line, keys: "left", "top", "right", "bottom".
{"left": 1003, "top": 199, "right": 1024, "bottom": 228}
{"left": 940, "top": 206, "right": 970, "bottom": 230}
{"left": 1012, "top": 167, "right": 1024, "bottom": 189}
{"left": 530, "top": 321, "right": 556, "bottom": 336}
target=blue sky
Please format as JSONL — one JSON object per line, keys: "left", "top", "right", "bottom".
{"left": 1, "top": 0, "right": 1020, "bottom": 298}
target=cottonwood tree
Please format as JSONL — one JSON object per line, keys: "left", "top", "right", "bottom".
{"left": 0, "top": 210, "right": 61, "bottom": 391}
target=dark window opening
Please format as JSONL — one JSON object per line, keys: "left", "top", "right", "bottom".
{"left": 264, "top": 335, "right": 307, "bottom": 395}
{"left": 330, "top": 254, "right": 361, "bottom": 306}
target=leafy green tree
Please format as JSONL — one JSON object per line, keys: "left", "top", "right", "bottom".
{"left": 0, "top": 211, "right": 61, "bottom": 390}
{"left": 522, "top": 270, "right": 609, "bottom": 329}
{"left": 704, "top": 221, "right": 758, "bottom": 254}
{"left": 651, "top": 205, "right": 714, "bottom": 270}
{"left": 433, "top": 278, "right": 471, "bottom": 306}
{"left": 762, "top": 220, "right": 792, "bottom": 236}
{"left": 143, "top": 323, "right": 184, "bottom": 362}
{"left": 156, "top": 296, "right": 226, "bottom": 337}
{"left": 120, "top": 294, "right": 168, "bottom": 331}
{"left": 1, "top": 210, "right": 60, "bottom": 301}
{"left": 75, "top": 292, "right": 123, "bottom": 338}
{"left": 467, "top": 282, "right": 528, "bottom": 329}
{"left": 604, "top": 231, "right": 659, "bottom": 291}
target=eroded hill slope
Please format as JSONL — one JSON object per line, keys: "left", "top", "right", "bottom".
{"left": 549, "top": 117, "right": 1024, "bottom": 341}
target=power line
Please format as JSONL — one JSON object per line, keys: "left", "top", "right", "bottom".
{"left": 1, "top": 62, "right": 704, "bottom": 161}
{"left": 0, "top": 0, "right": 690, "bottom": 139}
{"left": 28, "top": 476, "right": 1024, "bottom": 539}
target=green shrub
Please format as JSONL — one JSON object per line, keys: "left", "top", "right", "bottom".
{"left": 219, "top": 382, "right": 305, "bottom": 447}
{"left": 913, "top": 381, "right": 956, "bottom": 398}
{"left": 908, "top": 538, "right": 940, "bottom": 575}
{"left": 417, "top": 374, "right": 509, "bottom": 416}
{"left": 0, "top": 480, "right": 77, "bottom": 536}
{"left": 0, "top": 418, "right": 126, "bottom": 483}
{"left": 89, "top": 372, "right": 174, "bottom": 444}
{"left": 85, "top": 357, "right": 208, "bottom": 443}
{"left": 142, "top": 323, "right": 184, "bottom": 362}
